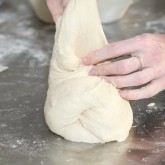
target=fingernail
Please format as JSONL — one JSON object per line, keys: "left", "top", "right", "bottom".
{"left": 89, "top": 69, "right": 98, "bottom": 76}
{"left": 82, "top": 57, "right": 91, "bottom": 65}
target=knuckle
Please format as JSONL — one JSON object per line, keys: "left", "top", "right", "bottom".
{"left": 107, "top": 42, "right": 118, "bottom": 54}
{"left": 136, "top": 33, "right": 153, "bottom": 47}
{"left": 151, "top": 52, "right": 162, "bottom": 64}
{"left": 135, "top": 34, "right": 163, "bottom": 65}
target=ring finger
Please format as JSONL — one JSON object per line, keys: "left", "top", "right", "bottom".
{"left": 103, "top": 68, "right": 155, "bottom": 88}
{"left": 90, "top": 56, "right": 143, "bottom": 76}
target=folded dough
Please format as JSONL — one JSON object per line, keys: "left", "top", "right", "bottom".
{"left": 44, "top": 0, "right": 133, "bottom": 143}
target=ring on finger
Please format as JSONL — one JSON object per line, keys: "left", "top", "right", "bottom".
{"left": 133, "top": 55, "right": 144, "bottom": 71}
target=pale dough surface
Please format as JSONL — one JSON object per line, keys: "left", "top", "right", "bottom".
{"left": 0, "top": 65, "right": 8, "bottom": 73}
{"left": 44, "top": 0, "right": 133, "bottom": 143}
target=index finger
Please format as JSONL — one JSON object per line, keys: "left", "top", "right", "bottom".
{"left": 83, "top": 37, "right": 139, "bottom": 65}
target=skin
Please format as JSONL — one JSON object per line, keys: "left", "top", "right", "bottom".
{"left": 46, "top": 0, "right": 165, "bottom": 101}
{"left": 46, "top": 0, "right": 69, "bottom": 22}
{"left": 83, "top": 34, "right": 165, "bottom": 100}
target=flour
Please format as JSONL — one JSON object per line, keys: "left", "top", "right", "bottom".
{"left": 146, "top": 16, "right": 165, "bottom": 33}
{"left": 0, "top": 3, "right": 53, "bottom": 67}
{"left": 0, "top": 35, "right": 49, "bottom": 66}
{"left": 0, "top": 65, "right": 8, "bottom": 72}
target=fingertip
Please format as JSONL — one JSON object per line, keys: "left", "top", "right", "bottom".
{"left": 89, "top": 68, "right": 98, "bottom": 76}
{"left": 119, "top": 91, "right": 130, "bottom": 100}
{"left": 82, "top": 57, "right": 91, "bottom": 65}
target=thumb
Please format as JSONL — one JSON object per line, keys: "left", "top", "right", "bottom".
{"left": 46, "top": 0, "right": 64, "bottom": 22}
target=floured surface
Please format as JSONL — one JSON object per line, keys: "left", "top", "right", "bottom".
{"left": 1, "top": 0, "right": 165, "bottom": 164}
{"left": 44, "top": 0, "right": 133, "bottom": 143}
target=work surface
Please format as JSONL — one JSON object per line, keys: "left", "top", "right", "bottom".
{"left": 0, "top": 0, "right": 165, "bottom": 165}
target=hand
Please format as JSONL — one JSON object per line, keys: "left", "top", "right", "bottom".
{"left": 46, "top": 0, "right": 69, "bottom": 22}
{"left": 83, "top": 34, "right": 165, "bottom": 100}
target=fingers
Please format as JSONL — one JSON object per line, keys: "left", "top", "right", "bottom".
{"left": 89, "top": 56, "right": 142, "bottom": 76}
{"left": 83, "top": 33, "right": 165, "bottom": 100}
{"left": 119, "top": 77, "right": 165, "bottom": 100}
{"left": 103, "top": 68, "right": 155, "bottom": 88}
{"left": 63, "top": 0, "right": 69, "bottom": 8}
{"left": 46, "top": 0, "right": 64, "bottom": 22}
{"left": 83, "top": 37, "right": 139, "bottom": 65}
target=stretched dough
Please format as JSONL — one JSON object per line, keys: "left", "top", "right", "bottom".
{"left": 44, "top": 0, "right": 133, "bottom": 143}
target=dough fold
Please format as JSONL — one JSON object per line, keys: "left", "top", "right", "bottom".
{"left": 44, "top": 0, "right": 133, "bottom": 143}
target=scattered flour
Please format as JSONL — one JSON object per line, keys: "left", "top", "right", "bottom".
{"left": 147, "top": 103, "right": 156, "bottom": 108}
{"left": 146, "top": 16, "right": 165, "bottom": 33}
{"left": 0, "top": 35, "right": 49, "bottom": 66}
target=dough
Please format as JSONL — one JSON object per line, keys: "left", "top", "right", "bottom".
{"left": 44, "top": 0, "right": 133, "bottom": 143}
{"left": 0, "top": 65, "right": 8, "bottom": 73}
